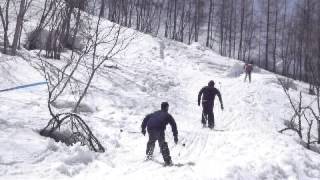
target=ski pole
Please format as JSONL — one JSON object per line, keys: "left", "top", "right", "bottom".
{"left": 120, "top": 129, "right": 141, "bottom": 134}
{"left": 177, "top": 142, "right": 186, "bottom": 157}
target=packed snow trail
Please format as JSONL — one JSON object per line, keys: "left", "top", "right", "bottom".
{"left": 1, "top": 33, "right": 320, "bottom": 180}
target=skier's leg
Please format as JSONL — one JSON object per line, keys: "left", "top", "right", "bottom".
{"left": 212, "top": 111, "right": 215, "bottom": 128}
{"left": 208, "top": 112, "right": 214, "bottom": 129}
{"left": 159, "top": 132, "right": 172, "bottom": 165}
{"left": 249, "top": 72, "right": 252, "bottom": 83}
{"left": 160, "top": 141, "right": 172, "bottom": 165}
{"left": 146, "top": 130, "right": 157, "bottom": 158}
{"left": 201, "top": 103, "right": 208, "bottom": 126}
{"left": 208, "top": 104, "right": 214, "bottom": 129}
{"left": 201, "top": 111, "right": 207, "bottom": 127}
{"left": 244, "top": 73, "right": 247, "bottom": 82}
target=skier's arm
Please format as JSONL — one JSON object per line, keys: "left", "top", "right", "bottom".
{"left": 168, "top": 114, "right": 178, "bottom": 139}
{"left": 141, "top": 114, "right": 150, "bottom": 135}
{"left": 217, "top": 90, "right": 224, "bottom": 110}
{"left": 198, "top": 88, "right": 204, "bottom": 106}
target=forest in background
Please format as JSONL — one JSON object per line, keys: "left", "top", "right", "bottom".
{"left": 1, "top": 0, "right": 320, "bottom": 91}
{"left": 93, "top": 0, "right": 320, "bottom": 92}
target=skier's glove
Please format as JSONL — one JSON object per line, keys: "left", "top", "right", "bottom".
{"left": 141, "top": 129, "right": 146, "bottom": 136}
{"left": 174, "top": 136, "right": 178, "bottom": 144}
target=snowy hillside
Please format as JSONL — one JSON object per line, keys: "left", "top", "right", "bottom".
{"left": 1, "top": 6, "right": 320, "bottom": 180}
{"left": 1, "top": 32, "right": 320, "bottom": 179}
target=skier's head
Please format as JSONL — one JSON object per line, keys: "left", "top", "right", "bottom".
{"left": 161, "top": 102, "right": 169, "bottom": 112}
{"left": 208, "top": 80, "right": 215, "bottom": 87}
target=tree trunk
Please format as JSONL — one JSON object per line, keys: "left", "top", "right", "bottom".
{"left": 179, "top": 0, "right": 186, "bottom": 42}
{"left": 273, "top": 2, "right": 278, "bottom": 73}
{"left": 238, "top": 0, "right": 245, "bottom": 60}
{"left": 265, "top": 0, "right": 270, "bottom": 70}
{"left": 0, "top": 0, "right": 10, "bottom": 54}
{"left": 281, "top": 0, "right": 287, "bottom": 75}
{"left": 12, "top": 0, "right": 27, "bottom": 55}
{"left": 172, "top": 0, "right": 177, "bottom": 40}
{"left": 194, "top": 0, "right": 200, "bottom": 42}
{"left": 206, "top": 0, "right": 213, "bottom": 47}
{"left": 228, "top": 0, "right": 234, "bottom": 57}
{"left": 220, "top": 0, "right": 225, "bottom": 55}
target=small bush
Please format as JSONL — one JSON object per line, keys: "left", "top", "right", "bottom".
{"left": 40, "top": 113, "right": 105, "bottom": 153}
{"left": 278, "top": 77, "right": 297, "bottom": 90}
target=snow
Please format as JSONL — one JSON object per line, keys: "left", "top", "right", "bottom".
{"left": 1, "top": 3, "right": 320, "bottom": 180}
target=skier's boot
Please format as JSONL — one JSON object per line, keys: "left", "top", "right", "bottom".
{"left": 145, "top": 154, "right": 153, "bottom": 161}
{"left": 164, "top": 159, "right": 173, "bottom": 167}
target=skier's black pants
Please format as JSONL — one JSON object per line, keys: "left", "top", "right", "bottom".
{"left": 202, "top": 101, "right": 214, "bottom": 128}
{"left": 245, "top": 72, "right": 252, "bottom": 82}
{"left": 146, "top": 129, "right": 172, "bottom": 164}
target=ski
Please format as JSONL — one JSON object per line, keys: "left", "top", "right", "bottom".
{"left": 212, "top": 129, "right": 226, "bottom": 132}
{"left": 145, "top": 158, "right": 195, "bottom": 167}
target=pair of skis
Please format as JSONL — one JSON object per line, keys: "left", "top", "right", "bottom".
{"left": 144, "top": 158, "right": 195, "bottom": 167}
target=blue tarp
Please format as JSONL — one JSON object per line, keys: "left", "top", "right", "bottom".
{"left": 0, "top": 82, "right": 47, "bottom": 93}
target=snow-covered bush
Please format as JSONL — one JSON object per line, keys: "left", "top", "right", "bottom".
{"left": 225, "top": 63, "right": 244, "bottom": 78}
{"left": 52, "top": 100, "right": 94, "bottom": 113}
{"left": 277, "top": 77, "right": 297, "bottom": 90}
{"left": 35, "top": 0, "right": 134, "bottom": 152}
{"left": 26, "top": 29, "right": 85, "bottom": 52}
{"left": 40, "top": 113, "right": 105, "bottom": 152}
{"left": 278, "top": 78, "right": 320, "bottom": 150}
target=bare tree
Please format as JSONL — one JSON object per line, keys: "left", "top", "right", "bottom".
{"left": 0, "top": 0, "right": 11, "bottom": 54}
{"left": 272, "top": 1, "right": 278, "bottom": 72}
{"left": 36, "top": 0, "right": 134, "bottom": 152}
{"left": 11, "top": 0, "right": 33, "bottom": 55}
{"left": 238, "top": 0, "right": 245, "bottom": 60}
{"left": 206, "top": 0, "right": 213, "bottom": 47}
{"left": 265, "top": 0, "right": 270, "bottom": 69}
{"left": 278, "top": 76, "right": 320, "bottom": 150}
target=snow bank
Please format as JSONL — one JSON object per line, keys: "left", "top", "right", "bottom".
{"left": 52, "top": 100, "right": 95, "bottom": 113}
{"left": 225, "top": 62, "right": 245, "bottom": 78}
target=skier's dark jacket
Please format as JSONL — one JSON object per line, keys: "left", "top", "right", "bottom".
{"left": 141, "top": 110, "right": 178, "bottom": 137}
{"left": 198, "top": 86, "right": 222, "bottom": 106}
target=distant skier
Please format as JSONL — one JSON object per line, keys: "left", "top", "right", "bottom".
{"left": 244, "top": 62, "right": 253, "bottom": 83}
{"left": 141, "top": 102, "right": 178, "bottom": 166}
{"left": 198, "top": 80, "right": 224, "bottom": 129}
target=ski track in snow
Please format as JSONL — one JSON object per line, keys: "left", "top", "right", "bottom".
{"left": 1, "top": 22, "right": 320, "bottom": 180}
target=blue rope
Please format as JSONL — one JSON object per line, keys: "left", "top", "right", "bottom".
{"left": 0, "top": 82, "right": 47, "bottom": 93}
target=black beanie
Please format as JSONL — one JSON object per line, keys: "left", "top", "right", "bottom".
{"left": 208, "top": 80, "right": 215, "bottom": 87}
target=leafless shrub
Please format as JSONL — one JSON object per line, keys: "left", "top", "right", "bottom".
{"left": 36, "top": 0, "right": 135, "bottom": 152}
{"left": 278, "top": 76, "right": 320, "bottom": 150}
{"left": 277, "top": 77, "right": 297, "bottom": 90}
{"left": 40, "top": 113, "right": 105, "bottom": 152}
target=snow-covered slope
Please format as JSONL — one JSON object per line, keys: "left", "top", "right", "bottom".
{"left": 1, "top": 16, "right": 320, "bottom": 180}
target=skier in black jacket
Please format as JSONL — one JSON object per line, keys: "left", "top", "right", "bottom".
{"left": 198, "top": 80, "right": 224, "bottom": 129}
{"left": 141, "top": 102, "right": 178, "bottom": 166}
